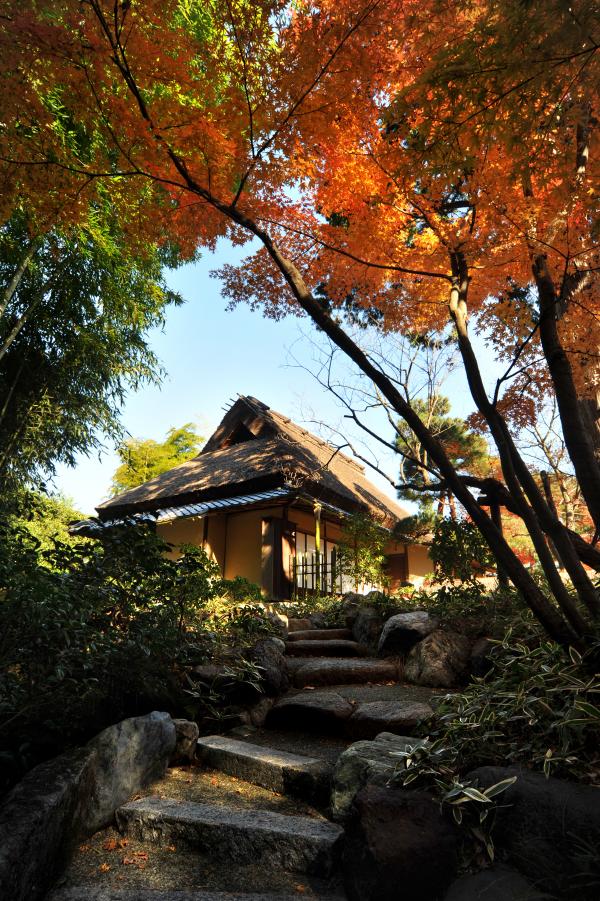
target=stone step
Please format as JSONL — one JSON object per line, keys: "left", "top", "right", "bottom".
{"left": 287, "top": 617, "right": 315, "bottom": 632}
{"left": 116, "top": 798, "right": 343, "bottom": 876}
{"left": 267, "top": 690, "right": 432, "bottom": 739}
{"left": 47, "top": 889, "right": 345, "bottom": 900}
{"left": 285, "top": 640, "right": 363, "bottom": 658}
{"left": 287, "top": 629, "right": 352, "bottom": 642}
{"left": 290, "top": 657, "right": 401, "bottom": 688}
{"left": 267, "top": 691, "right": 355, "bottom": 734}
{"left": 343, "top": 699, "right": 434, "bottom": 740}
{"left": 196, "top": 735, "right": 332, "bottom": 804}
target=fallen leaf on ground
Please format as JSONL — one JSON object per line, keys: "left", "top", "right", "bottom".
{"left": 122, "top": 859, "right": 146, "bottom": 869}
{"left": 295, "top": 885, "right": 306, "bottom": 893}
{"left": 99, "top": 863, "right": 111, "bottom": 873}
{"left": 167, "top": 845, "right": 177, "bottom": 853}
{"left": 78, "top": 844, "right": 91, "bottom": 853}
{"left": 102, "top": 839, "right": 118, "bottom": 851}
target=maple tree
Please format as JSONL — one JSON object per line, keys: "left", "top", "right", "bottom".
{"left": 0, "top": 0, "right": 599, "bottom": 646}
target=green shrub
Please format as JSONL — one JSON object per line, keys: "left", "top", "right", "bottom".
{"left": 336, "top": 512, "right": 390, "bottom": 592}
{"left": 0, "top": 521, "right": 269, "bottom": 795}
{"left": 218, "top": 575, "right": 263, "bottom": 603}
{"left": 393, "top": 632, "right": 600, "bottom": 791}
{"left": 385, "top": 582, "right": 535, "bottom": 640}
{"left": 391, "top": 633, "right": 600, "bottom": 863}
{"left": 430, "top": 518, "right": 494, "bottom": 584}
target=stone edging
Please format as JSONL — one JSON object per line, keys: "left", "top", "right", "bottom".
{"left": 0, "top": 711, "right": 176, "bottom": 901}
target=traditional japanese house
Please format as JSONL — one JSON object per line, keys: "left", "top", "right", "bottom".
{"left": 86, "top": 396, "right": 432, "bottom": 598}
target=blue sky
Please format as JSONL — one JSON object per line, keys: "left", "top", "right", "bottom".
{"left": 53, "top": 239, "right": 480, "bottom": 515}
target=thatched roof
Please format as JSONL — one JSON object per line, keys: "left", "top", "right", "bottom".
{"left": 98, "top": 396, "right": 408, "bottom": 527}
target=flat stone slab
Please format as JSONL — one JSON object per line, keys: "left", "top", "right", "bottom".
{"left": 196, "top": 735, "right": 332, "bottom": 803}
{"left": 116, "top": 797, "right": 343, "bottom": 876}
{"left": 292, "top": 658, "right": 401, "bottom": 688}
{"left": 346, "top": 700, "right": 434, "bottom": 740}
{"left": 47, "top": 889, "right": 343, "bottom": 901}
{"left": 285, "top": 640, "right": 363, "bottom": 657}
{"left": 267, "top": 691, "right": 355, "bottom": 733}
{"left": 286, "top": 618, "right": 313, "bottom": 632}
{"left": 287, "top": 629, "right": 352, "bottom": 642}
{"left": 227, "top": 726, "right": 350, "bottom": 766}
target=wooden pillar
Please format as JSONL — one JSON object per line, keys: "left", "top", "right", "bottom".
{"left": 314, "top": 502, "right": 322, "bottom": 594}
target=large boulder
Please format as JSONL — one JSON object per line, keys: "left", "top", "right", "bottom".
{"left": 405, "top": 629, "right": 471, "bottom": 687}
{"left": 340, "top": 593, "right": 365, "bottom": 627}
{"left": 443, "top": 865, "right": 545, "bottom": 900}
{"left": 469, "top": 766, "right": 600, "bottom": 900}
{"left": 170, "top": 718, "right": 200, "bottom": 765}
{"left": 81, "top": 710, "right": 176, "bottom": 834}
{"left": 249, "top": 637, "right": 289, "bottom": 696}
{"left": 342, "top": 784, "right": 459, "bottom": 900}
{"left": 0, "top": 711, "right": 176, "bottom": 901}
{"left": 352, "top": 607, "right": 385, "bottom": 648}
{"left": 331, "top": 731, "right": 427, "bottom": 821}
{"left": 346, "top": 700, "right": 433, "bottom": 741}
{"left": 0, "top": 748, "right": 94, "bottom": 901}
{"left": 377, "top": 610, "right": 439, "bottom": 656}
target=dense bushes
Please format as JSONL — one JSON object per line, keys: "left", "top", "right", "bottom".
{"left": 387, "top": 630, "right": 600, "bottom": 867}
{"left": 0, "top": 521, "right": 271, "bottom": 795}
{"left": 396, "top": 636, "right": 600, "bottom": 788}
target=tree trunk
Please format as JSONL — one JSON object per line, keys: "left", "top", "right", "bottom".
{"left": 578, "top": 393, "right": 600, "bottom": 468}
{"left": 533, "top": 254, "right": 600, "bottom": 533}
{"left": 0, "top": 238, "right": 41, "bottom": 320}
{"left": 490, "top": 502, "right": 509, "bottom": 588}
{"left": 447, "top": 258, "right": 597, "bottom": 627}
{"left": 258, "top": 238, "right": 580, "bottom": 647}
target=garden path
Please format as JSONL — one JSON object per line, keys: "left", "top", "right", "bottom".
{"left": 46, "top": 623, "right": 436, "bottom": 900}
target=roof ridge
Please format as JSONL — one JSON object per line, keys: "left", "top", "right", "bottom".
{"left": 263, "top": 406, "right": 366, "bottom": 473}
{"left": 231, "top": 395, "right": 365, "bottom": 474}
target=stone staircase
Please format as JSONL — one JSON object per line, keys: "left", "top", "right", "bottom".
{"left": 47, "top": 621, "right": 434, "bottom": 901}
